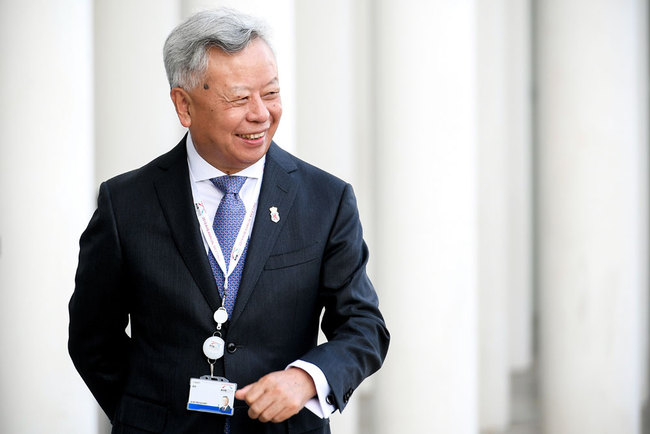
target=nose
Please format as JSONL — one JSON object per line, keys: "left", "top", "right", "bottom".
{"left": 247, "top": 94, "right": 270, "bottom": 123}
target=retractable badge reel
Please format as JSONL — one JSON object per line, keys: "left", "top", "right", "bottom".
{"left": 203, "top": 306, "right": 229, "bottom": 376}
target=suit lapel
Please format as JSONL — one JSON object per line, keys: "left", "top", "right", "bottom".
{"left": 230, "top": 143, "right": 298, "bottom": 325}
{"left": 153, "top": 137, "right": 221, "bottom": 314}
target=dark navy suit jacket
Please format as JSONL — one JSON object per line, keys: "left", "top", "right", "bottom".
{"left": 68, "top": 138, "right": 389, "bottom": 434}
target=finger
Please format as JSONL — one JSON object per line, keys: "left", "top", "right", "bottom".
{"left": 269, "top": 404, "right": 302, "bottom": 423}
{"left": 250, "top": 383, "right": 303, "bottom": 422}
{"left": 247, "top": 392, "right": 275, "bottom": 420}
{"left": 256, "top": 400, "right": 284, "bottom": 423}
{"left": 244, "top": 373, "right": 280, "bottom": 406}
{"left": 244, "top": 381, "right": 278, "bottom": 419}
{"left": 235, "top": 384, "right": 251, "bottom": 400}
{"left": 239, "top": 381, "right": 264, "bottom": 404}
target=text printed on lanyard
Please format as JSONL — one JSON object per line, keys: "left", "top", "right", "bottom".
{"left": 194, "top": 198, "right": 256, "bottom": 300}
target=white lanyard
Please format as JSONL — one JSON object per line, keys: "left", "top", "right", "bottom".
{"left": 187, "top": 154, "right": 263, "bottom": 366}
{"left": 189, "top": 170, "right": 261, "bottom": 308}
{"left": 194, "top": 197, "right": 256, "bottom": 296}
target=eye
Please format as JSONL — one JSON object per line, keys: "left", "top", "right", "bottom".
{"left": 264, "top": 90, "right": 280, "bottom": 99}
{"left": 229, "top": 96, "right": 249, "bottom": 105}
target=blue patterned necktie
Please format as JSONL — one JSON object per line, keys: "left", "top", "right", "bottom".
{"left": 207, "top": 176, "right": 248, "bottom": 434}
{"left": 207, "top": 175, "right": 248, "bottom": 317}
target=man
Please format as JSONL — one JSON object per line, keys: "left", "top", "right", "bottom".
{"left": 69, "top": 8, "right": 389, "bottom": 434}
{"left": 220, "top": 396, "right": 232, "bottom": 414}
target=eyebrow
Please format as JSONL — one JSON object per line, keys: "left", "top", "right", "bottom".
{"left": 228, "top": 78, "right": 280, "bottom": 94}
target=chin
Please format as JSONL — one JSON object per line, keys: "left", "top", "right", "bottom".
{"left": 249, "top": 142, "right": 271, "bottom": 158}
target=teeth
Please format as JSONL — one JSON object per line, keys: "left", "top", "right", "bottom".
{"left": 238, "top": 132, "right": 265, "bottom": 140}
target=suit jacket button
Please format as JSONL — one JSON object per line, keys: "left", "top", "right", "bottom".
{"left": 227, "top": 343, "right": 237, "bottom": 353}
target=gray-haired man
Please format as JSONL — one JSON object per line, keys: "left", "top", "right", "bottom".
{"left": 69, "top": 8, "right": 389, "bottom": 434}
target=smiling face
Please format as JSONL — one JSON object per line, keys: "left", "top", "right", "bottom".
{"left": 170, "top": 38, "right": 282, "bottom": 174}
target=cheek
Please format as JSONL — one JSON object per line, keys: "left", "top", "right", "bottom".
{"left": 270, "top": 102, "right": 283, "bottom": 121}
{"left": 219, "top": 112, "right": 245, "bottom": 133}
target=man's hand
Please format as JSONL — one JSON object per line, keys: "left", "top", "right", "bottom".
{"left": 234, "top": 367, "right": 317, "bottom": 423}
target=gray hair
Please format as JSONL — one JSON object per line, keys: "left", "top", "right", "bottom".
{"left": 163, "top": 8, "right": 270, "bottom": 89}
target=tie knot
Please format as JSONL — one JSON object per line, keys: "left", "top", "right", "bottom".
{"left": 211, "top": 176, "right": 247, "bottom": 195}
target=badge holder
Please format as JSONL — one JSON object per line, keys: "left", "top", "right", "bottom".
{"left": 187, "top": 374, "right": 237, "bottom": 416}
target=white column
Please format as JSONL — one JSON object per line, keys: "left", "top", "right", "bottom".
{"left": 94, "top": 2, "right": 182, "bottom": 431}
{"left": 373, "top": 1, "right": 478, "bottom": 433}
{"left": 536, "top": 1, "right": 648, "bottom": 433}
{"left": 294, "top": 2, "right": 377, "bottom": 433}
{"left": 505, "top": 0, "right": 533, "bottom": 373}
{"left": 94, "top": 0, "right": 183, "bottom": 184}
{"left": 294, "top": 0, "right": 355, "bottom": 182}
{"left": 477, "top": 0, "right": 510, "bottom": 430}
{"left": 0, "top": 1, "right": 96, "bottom": 433}
{"left": 181, "top": 0, "right": 297, "bottom": 153}
{"left": 294, "top": 0, "right": 378, "bottom": 247}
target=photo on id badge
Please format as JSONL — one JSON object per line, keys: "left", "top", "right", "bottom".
{"left": 218, "top": 382, "right": 236, "bottom": 416}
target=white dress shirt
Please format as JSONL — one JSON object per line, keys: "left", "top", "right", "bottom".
{"left": 186, "top": 133, "right": 335, "bottom": 418}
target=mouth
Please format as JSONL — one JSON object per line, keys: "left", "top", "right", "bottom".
{"left": 236, "top": 132, "right": 266, "bottom": 140}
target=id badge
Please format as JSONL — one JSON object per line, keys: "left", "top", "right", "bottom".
{"left": 187, "top": 377, "right": 237, "bottom": 416}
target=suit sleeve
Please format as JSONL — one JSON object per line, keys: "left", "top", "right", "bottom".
{"left": 68, "top": 182, "right": 130, "bottom": 420}
{"left": 300, "top": 183, "right": 390, "bottom": 412}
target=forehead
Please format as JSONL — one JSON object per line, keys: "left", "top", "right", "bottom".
{"left": 206, "top": 39, "right": 278, "bottom": 87}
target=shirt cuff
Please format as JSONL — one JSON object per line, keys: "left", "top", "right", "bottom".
{"left": 286, "top": 359, "right": 336, "bottom": 418}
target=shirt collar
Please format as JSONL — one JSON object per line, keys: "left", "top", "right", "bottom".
{"left": 186, "top": 132, "right": 266, "bottom": 182}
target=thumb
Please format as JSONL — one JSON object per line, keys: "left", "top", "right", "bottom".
{"left": 235, "top": 384, "right": 251, "bottom": 400}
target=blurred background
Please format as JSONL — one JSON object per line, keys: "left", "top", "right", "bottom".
{"left": 0, "top": 0, "right": 648, "bottom": 433}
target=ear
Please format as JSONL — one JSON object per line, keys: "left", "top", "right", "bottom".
{"left": 170, "top": 87, "right": 192, "bottom": 128}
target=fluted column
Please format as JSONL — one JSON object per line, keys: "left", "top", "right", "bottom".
{"left": 94, "top": 0, "right": 183, "bottom": 184}
{"left": 477, "top": 0, "right": 511, "bottom": 429}
{"left": 0, "top": 0, "right": 95, "bottom": 432}
{"left": 536, "top": 0, "right": 648, "bottom": 432}
{"left": 505, "top": 0, "right": 533, "bottom": 374}
{"left": 373, "top": 1, "right": 479, "bottom": 432}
